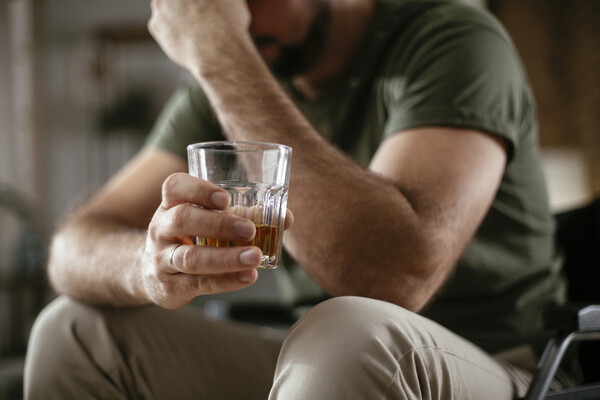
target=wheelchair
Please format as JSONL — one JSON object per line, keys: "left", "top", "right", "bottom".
{"left": 522, "top": 197, "right": 600, "bottom": 400}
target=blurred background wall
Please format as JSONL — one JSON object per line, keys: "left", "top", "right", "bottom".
{"left": 0, "top": 0, "right": 598, "bottom": 398}
{"left": 0, "top": 1, "right": 188, "bottom": 397}
{"left": 489, "top": 0, "right": 600, "bottom": 210}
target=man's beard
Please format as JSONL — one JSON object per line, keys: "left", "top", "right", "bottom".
{"left": 254, "top": 2, "right": 332, "bottom": 80}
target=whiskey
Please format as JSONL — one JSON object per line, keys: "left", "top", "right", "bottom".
{"left": 196, "top": 224, "right": 282, "bottom": 269}
{"left": 192, "top": 181, "right": 288, "bottom": 269}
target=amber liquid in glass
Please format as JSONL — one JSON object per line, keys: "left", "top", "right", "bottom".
{"left": 197, "top": 224, "right": 281, "bottom": 268}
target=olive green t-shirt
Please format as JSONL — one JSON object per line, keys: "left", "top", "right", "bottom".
{"left": 145, "top": 0, "right": 565, "bottom": 355}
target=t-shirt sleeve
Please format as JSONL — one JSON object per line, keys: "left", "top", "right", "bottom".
{"left": 144, "top": 80, "right": 223, "bottom": 161}
{"left": 382, "top": 7, "right": 535, "bottom": 161}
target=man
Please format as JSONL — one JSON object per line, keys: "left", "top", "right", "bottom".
{"left": 24, "top": 0, "right": 567, "bottom": 398}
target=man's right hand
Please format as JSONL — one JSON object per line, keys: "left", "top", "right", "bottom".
{"left": 148, "top": 0, "right": 252, "bottom": 76}
{"left": 141, "top": 173, "right": 263, "bottom": 309}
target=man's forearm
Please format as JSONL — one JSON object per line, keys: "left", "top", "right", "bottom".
{"left": 143, "top": 0, "right": 507, "bottom": 311}
{"left": 190, "top": 36, "right": 440, "bottom": 310}
{"left": 48, "top": 214, "right": 150, "bottom": 307}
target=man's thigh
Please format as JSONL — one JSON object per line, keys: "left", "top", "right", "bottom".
{"left": 25, "top": 296, "right": 284, "bottom": 400}
{"left": 271, "top": 296, "right": 531, "bottom": 400}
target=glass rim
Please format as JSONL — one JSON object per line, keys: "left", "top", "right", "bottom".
{"left": 187, "top": 141, "right": 292, "bottom": 153}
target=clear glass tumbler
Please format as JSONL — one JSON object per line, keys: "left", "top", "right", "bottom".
{"left": 187, "top": 141, "right": 292, "bottom": 269}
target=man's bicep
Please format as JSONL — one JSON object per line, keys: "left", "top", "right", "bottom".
{"left": 81, "top": 147, "right": 188, "bottom": 229}
{"left": 369, "top": 127, "right": 507, "bottom": 247}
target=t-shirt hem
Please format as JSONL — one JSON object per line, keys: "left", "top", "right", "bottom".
{"left": 383, "top": 107, "right": 519, "bottom": 161}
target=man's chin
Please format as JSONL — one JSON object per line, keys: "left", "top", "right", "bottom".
{"left": 261, "top": 1, "right": 331, "bottom": 80}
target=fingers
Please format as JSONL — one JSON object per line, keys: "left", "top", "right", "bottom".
{"left": 143, "top": 240, "right": 262, "bottom": 309}
{"left": 153, "top": 202, "right": 256, "bottom": 243}
{"left": 146, "top": 266, "right": 258, "bottom": 310}
{"left": 168, "top": 244, "right": 263, "bottom": 274}
{"left": 161, "top": 173, "right": 230, "bottom": 210}
{"left": 155, "top": 173, "right": 260, "bottom": 244}
{"left": 154, "top": 243, "right": 260, "bottom": 309}
{"left": 142, "top": 171, "right": 288, "bottom": 308}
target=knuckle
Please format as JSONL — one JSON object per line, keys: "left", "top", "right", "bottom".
{"left": 160, "top": 276, "right": 175, "bottom": 295}
{"left": 142, "top": 242, "right": 161, "bottom": 267}
{"left": 195, "top": 277, "right": 213, "bottom": 294}
{"left": 169, "top": 205, "right": 188, "bottom": 230}
{"left": 212, "top": 212, "right": 232, "bottom": 238}
{"left": 193, "top": 246, "right": 238, "bottom": 274}
{"left": 179, "top": 247, "right": 194, "bottom": 271}
{"left": 196, "top": 275, "right": 223, "bottom": 295}
{"left": 151, "top": 251, "right": 162, "bottom": 268}
{"left": 159, "top": 277, "right": 179, "bottom": 297}
{"left": 147, "top": 20, "right": 154, "bottom": 34}
{"left": 214, "top": 272, "right": 244, "bottom": 292}
{"left": 192, "top": 246, "right": 217, "bottom": 272}
{"left": 157, "top": 275, "right": 197, "bottom": 308}
{"left": 226, "top": 249, "right": 243, "bottom": 269}
{"left": 191, "top": 248, "right": 207, "bottom": 269}
{"left": 161, "top": 174, "right": 180, "bottom": 201}
{"left": 147, "top": 221, "right": 161, "bottom": 241}
{"left": 191, "top": 178, "right": 208, "bottom": 203}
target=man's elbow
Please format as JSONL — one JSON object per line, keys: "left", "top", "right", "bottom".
{"left": 339, "top": 239, "right": 454, "bottom": 313}
{"left": 46, "top": 231, "right": 71, "bottom": 295}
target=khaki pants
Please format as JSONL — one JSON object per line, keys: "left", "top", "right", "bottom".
{"left": 24, "top": 296, "right": 533, "bottom": 399}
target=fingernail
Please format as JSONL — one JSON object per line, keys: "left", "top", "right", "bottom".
{"left": 235, "top": 221, "right": 255, "bottom": 239}
{"left": 211, "top": 191, "right": 229, "bottom": 208}
{"left": 240, "top": 248, "right": 261, "bottom": 266}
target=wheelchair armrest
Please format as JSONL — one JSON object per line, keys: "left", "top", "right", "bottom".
{"left": 543, "top": 304, "right": 600, "bottom": 333}
{"left": 524, "top": 304, "right": 600, "bottom": 400}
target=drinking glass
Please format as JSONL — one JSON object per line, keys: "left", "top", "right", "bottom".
{"left": 187, "top": 141, "right": 292, "bottom": 269}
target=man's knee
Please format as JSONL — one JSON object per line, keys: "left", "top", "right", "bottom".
{"left": 24, "top": 296, "right": 122, "bottom": 398}
{"left": 284, "top": 296, "right": 423, "bottom": 354}
{"left": 271, "top": 296, "right": 519, "bottom": 400}
{"left": 271, "top": 296, "right": 424, "bottom": 398}
{"left": 27, "top": 296, "right": 106, "bottom": 351}
{"left": 26, "top": 296, "right": 94, "bottom": 365}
